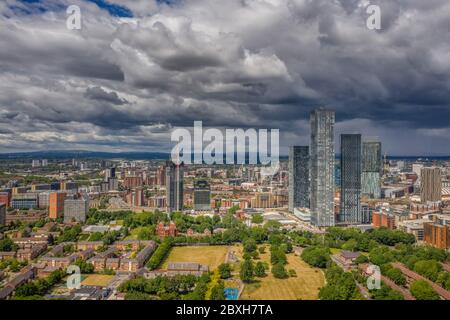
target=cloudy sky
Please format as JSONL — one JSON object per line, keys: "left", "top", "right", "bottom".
{"left": 0, "top": 0, "right": 449, "bottom": 156}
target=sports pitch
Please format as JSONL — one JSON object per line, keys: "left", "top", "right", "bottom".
{"left": 81, "top": 274, "right": 115, "bottom": 287}
{"left": 160, "top": 245, "right": 237, "bottom": 271}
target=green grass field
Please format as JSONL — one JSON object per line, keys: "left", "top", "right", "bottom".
{"left": 81, "top": 274, "right": 115, "bottom": 287}
{"left": 160, "top": 245, "right": 236, "bottom": 271}
{"left": 240, "top": 247, "right": 325, "bottom": 300}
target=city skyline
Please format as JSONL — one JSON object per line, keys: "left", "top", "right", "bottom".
{"left": 0, "top": 1, "right": 450, "bottom": 156}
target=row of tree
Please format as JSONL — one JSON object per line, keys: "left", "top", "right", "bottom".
{"left": 146, "top": 237, "right": 173, "bottom": 270}
{"left": 13, "top": 269, "right": 66, "bottom": 299}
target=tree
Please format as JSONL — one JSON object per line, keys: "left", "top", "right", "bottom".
{"left": 254, "top": 262, "right": 266, "bottom": 277}
{"left": 74, "top": 258, "right": 94, "bottom": 274}
{"left": 47, "top": 234, "right": 55, "bottom": 245}
{"left": 368, "top": 227, "right": 415, "bottom": 246}
{"left": 210, "top": 281, "right": 225, "bottom": 300}
{"left": 146, "top": 237, "right": 173, "bottom": 270}
{"left": 319, "top": 267, "right": 358, "bottom": 300}
{"left": 251, "top": 214, "right": 264, "bottom": 224}
{"left": 89, "top": 232, "right": 103, "bottom": 241}
{"left": 354, "top": 255, "right": 369, "bottom": 264}
{"left": 385, "top": 268, "right": 406, "bottom": 286}
{"left": 218, "top": 263, "right": 232, "bottom": 279}
{"left": 410, "top": 280, "right": 440, "bottom": 300}
{"left": 243, "top": 238, "right": 257, "bottom": 254}
{"left": 301, "top": 246, "right": 330, "bottom": 268}
{"left": 270, "top": 246, "right": 287, "bottom": 265}
{"left": 413, "top": 260, "right": 442, "bottom": 282}
{"left": 137, "top": 227, "right": 153, "bottom": 240}
{"left": 370, "top": 283, "right": 404, "bottom": 300}
{"left": 239, "top": 259, "right": 254, "bottom": 283}
{"left": 272, "top": 263, "right": 289, "bottom": 279}
{"left": 368, "top": 246, "right": 394, "bottom": 266}
{"left": 0, "top": 238, "right": 17, "bottom": 252}
{"left": 342, "top": 239, "right": 358, "bottom": 252}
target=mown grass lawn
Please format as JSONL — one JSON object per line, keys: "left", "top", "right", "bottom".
{"left": 160, "top": 245, "right": 237, "bottom": 271}
{"left": 81, "top": 274, "right": 115, "bottom": 287}
{"left": 240, "top": 247, "right": 325, "bottom": 300}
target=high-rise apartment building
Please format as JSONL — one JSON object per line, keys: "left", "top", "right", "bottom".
{"left": 166, "top": 161, "right": 184, "bottom": 213}
{"left": 49, "top": 192, "right": 66, "bottom": 219}
{"left": 123, "top": 176, "right": 144, "bottom": 189}
{"left": 340, "top": 134, "right": 362, "bottom": 224}
{"left": 193, "top": 180, "right": 211, "bottom": 211}
{"left": 156, "top": 165, "right": 166, "bottom": 186}
{"left": 310, "top": 109, "right": 335, "bottom": 227}
{"left": 361, "top": 141, "right": 381, "bottom": 199}
{"left": 288, "top": 146, "right": 309, "bottom": 212}
{"left": 420, "top": 167, "right": 442, "bottom": 202}
{"left": 127, "top": 188, "right": 145, "bottom": 207}
{"left": 64, "top": 196, "right": 89, "bottom": 223}
{"left": 105, "top": 167, "right": 116, "bottom": 181}
{"left": 32, "top": 159, "right": 40, "bottom": 168}
{"left": 38, "top": 192, "right": 50, "bottom": 209}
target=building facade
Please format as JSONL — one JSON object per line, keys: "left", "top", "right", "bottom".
{"left": 49, "top": 192, "right": 66, "bottom": 219}
{"left": 166, "top": 161, "right": 184, "bottom": 213}
{"left": 424, "top": 222, "right": 450, "bottom": 249}
{"left": 288, "top": 146, "right": 309, "bottom": 212}
{"left": 64, "top": 196, "right": 89, "bottom": 223}
{"left": 0, "top": 192, "right": 11, "bottom": 208}
{"left": 361, "top": 141, "right": 381, "bottom": 198}
{"left": 339, "top": 134, "right": 362, "bottom": 224}
{"left": 193, "top": 180, "right": 211, "bottom": 211}
{"left": 0, "top": 203, "right": 6, "bottom": 226}
{"left": 11, "top": 193, "right": 38, "bottom": 209}
{"left": 310, "top": 109, "right": 335, "bottom": 227}
{"left": 420, "top": 167, "right": 442, "bottom": 202}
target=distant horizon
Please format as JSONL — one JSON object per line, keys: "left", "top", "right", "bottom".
{"left": 0, "top": 149, "right": 449, "bottom": 159}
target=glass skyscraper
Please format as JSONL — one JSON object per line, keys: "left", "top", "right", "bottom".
{"left": 166, "top": 161, "right": 184, "bottom": 213}
{"left": 288, "top": 146, "right": 309, "bottom": 212}
{"left": 361, "top": 141, "right": 382, "bottom": 199}
{"left": 310, "top": 109, "right": 335, "bottom": 227}
{"left": 194, "top": 179, "right": 211, "bottom": 211}
{"left": 340, "top": 134, "right": 362, "bottom": 224}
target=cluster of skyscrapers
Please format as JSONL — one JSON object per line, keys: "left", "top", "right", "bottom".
{"left": 289, "top": 109, "right": 382, "bottom": 227}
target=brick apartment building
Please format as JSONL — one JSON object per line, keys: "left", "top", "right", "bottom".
{"left": 49, "top": 192, "right": 66, "bottom": 219}
{"left": 0, "top": 192, "right": 11, "bottom": 208}
{"left": 424, "top": 219, "right": 450, "bottom": 249}
{"left": 372, "top": 210, "right": 396, "bottom": 229}
{"left": 123, "top": 176, "right": 144, "bottom": 189}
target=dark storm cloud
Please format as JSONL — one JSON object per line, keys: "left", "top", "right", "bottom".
{"left": 85, "top": 86, "right": 128, "bottom": 105}
{"left": 0, "top": 0, "right": 449, "bottom": 155}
